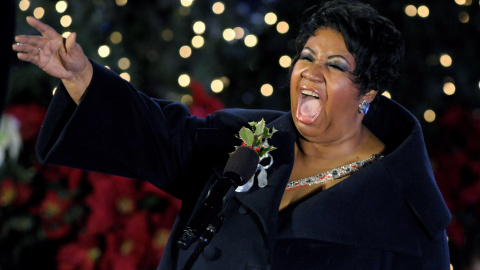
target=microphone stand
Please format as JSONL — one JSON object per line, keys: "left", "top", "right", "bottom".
{"left": 181, "top": 215, "right": 224, "bottom": 270}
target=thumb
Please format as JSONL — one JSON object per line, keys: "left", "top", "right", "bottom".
{"left": 65, "top": 32, "right": 77, "bottom": 52}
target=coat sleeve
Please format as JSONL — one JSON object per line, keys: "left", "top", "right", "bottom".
{"left": 36, "top": 60, "right": 209, "bottom": 191}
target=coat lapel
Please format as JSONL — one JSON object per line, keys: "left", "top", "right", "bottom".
{"left": 234, "top": 112, "right": 296, "bottom": 251}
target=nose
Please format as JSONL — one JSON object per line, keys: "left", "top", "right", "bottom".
{"left": 301, "top": 65, "right": 324, "bottom": 82}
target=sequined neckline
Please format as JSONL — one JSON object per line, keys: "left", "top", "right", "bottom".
{"left": 285, "top": 154, "right": 384, "bottom": 190}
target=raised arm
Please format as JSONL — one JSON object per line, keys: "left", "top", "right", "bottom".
{"left": 12, "top": 16, "right": 92, "bottom": 104}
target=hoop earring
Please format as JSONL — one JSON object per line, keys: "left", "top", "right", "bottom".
{"left": 358, "top": 100, "right": 370, "bottom": 114}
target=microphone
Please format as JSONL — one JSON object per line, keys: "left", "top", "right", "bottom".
{"left": 177, "top": 146, "right": 260, "bottom": 250}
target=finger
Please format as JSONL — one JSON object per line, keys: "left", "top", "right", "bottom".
{"left": 65, "top": 32, "right": 76, "bottom": 52}
{"left": 12, "top": 42, "right": 41, "bottom": 54}
{"left": 16, "top": 51, "right": 40, "bottom": 65}
{"left": 15, "top": 35, "right": 46, "bottom": 48}
{"left": 26, "top": 16, "right": 60, "bottom": 40}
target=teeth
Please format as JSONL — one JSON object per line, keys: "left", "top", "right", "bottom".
{"left": 301, "top": 90, "right": 319, "bottom": 98}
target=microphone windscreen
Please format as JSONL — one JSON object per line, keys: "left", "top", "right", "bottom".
{"left": 223, "top": 146, "right": 260, "bottom": 181}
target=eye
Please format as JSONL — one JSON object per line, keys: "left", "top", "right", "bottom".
{"left": 299, "top": 53, "right": 314, "bottom": 62}
{"left": 328, "top": 63, "right": 347, "bottom": 72}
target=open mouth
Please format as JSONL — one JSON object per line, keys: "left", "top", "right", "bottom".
{"left": 296, "top": 89, "right": 321, "bottom": 124}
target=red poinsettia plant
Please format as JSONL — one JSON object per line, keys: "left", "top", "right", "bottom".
{"left": 0, "top": 103, "right": 181, "bottom": 270}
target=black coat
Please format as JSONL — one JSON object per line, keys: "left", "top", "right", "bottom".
{"left": 37, "top": 61, "right": 451, "bottom": 269}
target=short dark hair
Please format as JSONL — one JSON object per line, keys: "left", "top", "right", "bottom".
{"left": 291, "top": 0, "right": 405, "bottom": 95}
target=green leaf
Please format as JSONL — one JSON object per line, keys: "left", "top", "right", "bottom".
{"left": 254, "top": 119, "right": 265, "bottom": 136}
{"left": 239, "top": 127, "right": 254, "bottom": 146}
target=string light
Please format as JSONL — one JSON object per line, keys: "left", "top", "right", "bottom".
{"left": 264, "top": 12, "right": 277, "bottom": 25}
{"left": 440, "top": 54, "right": 453, "bottom": 67}
{"left": 424, "top": 109, "right": 436, "bottom": 123}
{"left": 455, "top": 0, "right": 466, "bottom": 5}
{"left": 110, "top": 31, "right": 123, "bottom": 44}
{"left": 193, "top": 21, "right": 206, "bottom": 35}
{"left": 417, "top": 5, "right": 430, "bottom": 18}
{"left": 234, "top": 27, "right": 245, "bottom": 39}
{"left": 276, "top": 21, "right": 289, "bottom": 34}
{"left": 178, "top": 74, "right": 191, "bottom": 87}
{"left": 191, "top": 36, "right": 205, "bottom": 48}
{"left": 19, "top": 0, "right": 30, "bottom": 11}
{"left": 98, "top": 45, "right": 111, "bottom": 58}
{"left": 223, "top": 28, "right": 235, "bottom": 42}
{"left": 33, "top": 7, "right": 45, "bottom": 19}
{"left": 179, "top": 45, "right": 192, "bottom": 58}
{"left": 61, "top": 32, "right": 71, "bottom": 38}
{"left": 211, "top": 79, "right": 224, "bottom": 93}
{"left": 220, "top": 76, "right": 230, "bottom": 87}
{"left": 244, "top": 34, "right": 258, "bottom": 47}
{"left": 115, "top": 0, "right": 128, "bottom": 6}
{"left": 179, "top": 6, "right": 191, "bottom": 16}
{"left": 162, "top": 29, "right": 174, "bottom": 41}
{"left": 261, "top": 84, "right": 274, "bottom": 97}
{"left": 212, "top": 2, "right": 225, "bottom": 14}
{"left": 181, "top": 95, "right": 193, "bottom": 106}
{"left": 180, "top": 0, "right": 193, "bottom": 7}
{"left": 459, "top": 11, "right": 470, "bottom": 23}
{"left": 118, "top": 57, "right": 131, "bottom": 70}
{"left": 404, "top": 5, "right": 417, "bottom": 17}
{"left": 443, "top": 82, "right": 456, "bottom": 95}
{"left": 279, "top": 55, "right": 292, "bottom": 68}
{"left": 60, "top": 15, "right": 72, "bottom": 28}
{"left": 119, "top": 72, "right": 131, "bottom": 81}
{"left": 55, "top": 1, "right": 67, "bottom": 13}
{"left": 382, "top": 91, "right": 392, "bottom": 99}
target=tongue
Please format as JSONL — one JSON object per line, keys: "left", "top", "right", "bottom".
{"left": 298, "top": 96, "right": 321, "bottom": 122}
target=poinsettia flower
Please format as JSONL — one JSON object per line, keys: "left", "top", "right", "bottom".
{"left": 56, "top": 233, "right": 101, "bottom": 270}
{"left": 0, "top": 178, "right": 16, "bottom": 207}
{"left": 99, "top": 212, "right": 151, "bottom": 270}
{"left": 84, "top": 172, "right": 140, "bottom": 235}
{"left": 188, "top": 80, "right": 225, "bottom": 117}
{"left": 5, "top": 103, "right": 47, "bottom": 142}
{"left": 31, "top": 190, "right": 72, "bottom": 239}
{"left": 36, "top": 164, "right": 84, "bottom": 192}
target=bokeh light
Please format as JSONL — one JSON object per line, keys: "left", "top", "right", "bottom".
{"left": 404, "top": 5, "right": 417, "bottom": 17}
{"left": 279, "top": 55, "right": 292, "bottom": 68}
{"left": 424, "top": 109, "right": 436, "bottom": 123}
{"left": 33, "top": 7, "right": 45, "bottom": 19}
{"left": 234, "top": 27, "right": 245, "bottom": 39}
{"left": 162, "top": 29, "right": 174, "bottom": 41}
{"left": 191, "top": 36, "right": 205, "bottom": 48}
{"left": 459, "top": 11, "right": 470, "bottom": 23}
{"left": 261, "top": 84, "right": 274, "bottom": 97}
{"left": 178, "top": 74, "right": 191, "bottom": 87}
{"left": 19, "top": 0, "right": 30, "bottom": 11}
{"left": 443, "top": 82, "right": 456, "bottom": 95}
{"left": 110, "top": 31, "right": 123, "bottom": 44}
{"left": 55, "top": 1, "right": 67, "bottom": 13}
{"left": 180, "top": 0, "right": 193, "bottom": 7}
{"left": 119, "top": 72, "right": 131, "bottom": 81}
{"left": 264, "top": 12, "right": 277, "bottom": 25}
{"left": 212, "top": 2, "right": 225, "bottom": 14}
{"left": 181, "top": 94, "right": 193, "bottom": 106}
{"left": 211, "top": 79, "right": 224, "bottom": 93}
{"left": 98, "top": 45, "right": 111, "bottom": 58}
{"left": 116, "top": 0, "right": 128, "bottom": 6}
{"left": 382, "top": 91, "right": 392, "bottom": 99}
{"left": 60, "top": 15, "right": 72, "bottom": 28}
{"left": 417, "top": 5, "right": 430, "bottom": 18}
{"left": 440, "top": 54, "right": 453, "bottom": 67}
{"left": 179, "top": 45, "right": 192, "bottom": 58}
{"left": 193, "top": 21, "right": 206, "bottom": 34}
{"left": 118, "top": 57, "right": 131, "bottom": 70}
{"left": 223, "top": 28, "right": 235, "bottom": 41}
{"left": 276, "top": 21, "right": 289, "bottom": 34}
{"left": 244, "top": 34, "right": 258, "bottom": 47}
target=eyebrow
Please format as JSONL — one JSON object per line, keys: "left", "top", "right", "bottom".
{"left": 304, "top": 47, "right": 351, "bottom": 65}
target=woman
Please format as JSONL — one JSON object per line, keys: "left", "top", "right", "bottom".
{"left": 13, "top": 0, "right": 451, "bottom": 269}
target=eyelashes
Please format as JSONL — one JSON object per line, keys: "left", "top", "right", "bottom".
{"left": 299, "top": 53, "right": 348, "bottom": 72}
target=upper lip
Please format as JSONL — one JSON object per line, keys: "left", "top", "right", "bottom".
{"left": 299, "top": 85, "right": 321, "bottom": 98}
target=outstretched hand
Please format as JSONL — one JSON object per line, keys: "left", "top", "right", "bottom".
{"left": 12, "top": 16, "right": 93, "bottom": 104}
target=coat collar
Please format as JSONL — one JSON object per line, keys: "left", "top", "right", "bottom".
{"left": 229, "top": 96, "right": 450, "bottom": 255}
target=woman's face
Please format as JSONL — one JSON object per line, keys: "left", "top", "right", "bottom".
{"left": 290, "top": 27, "right": 371, "bottom": 144}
